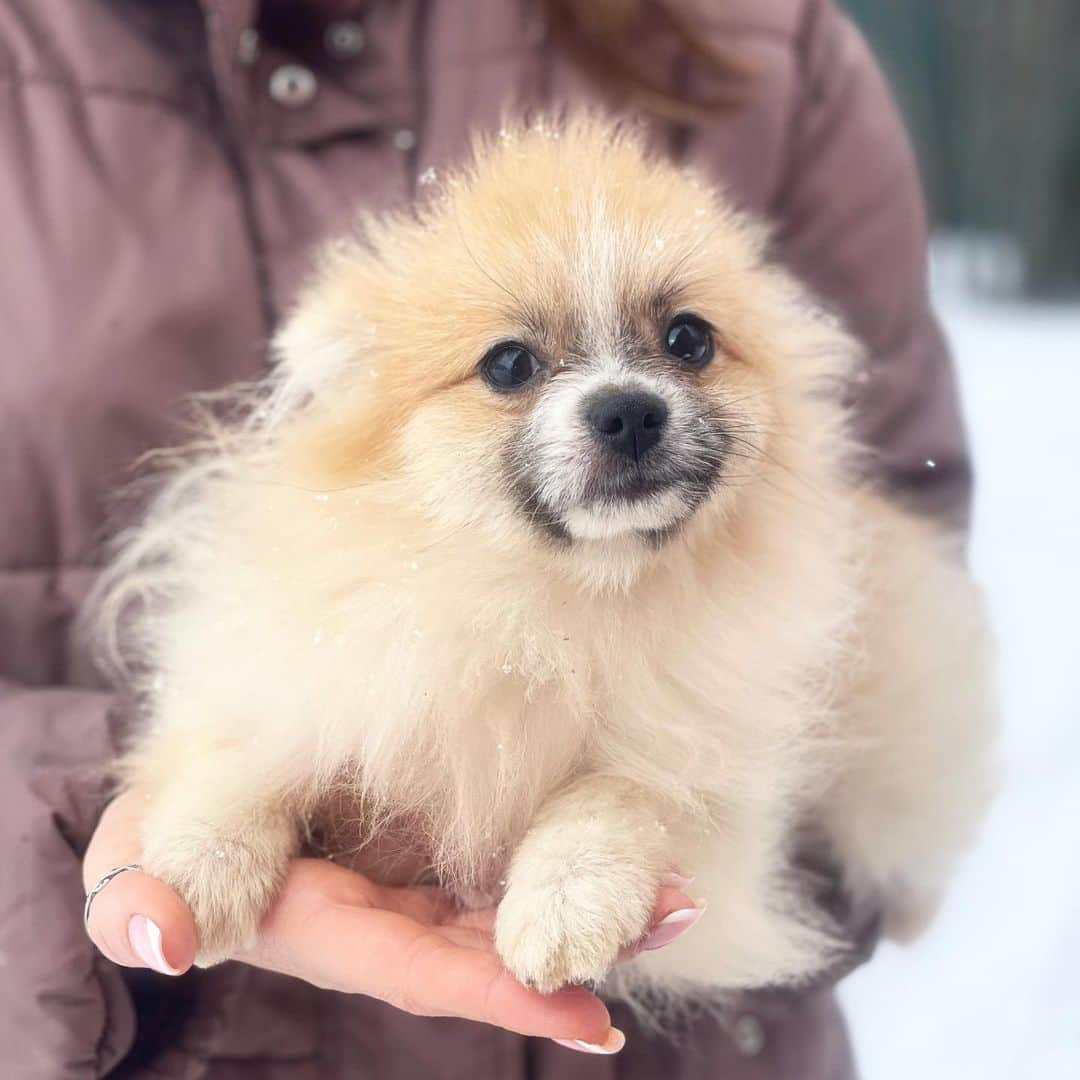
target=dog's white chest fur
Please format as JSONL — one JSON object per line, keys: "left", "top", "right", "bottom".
{"left": 267, "top": 508, "right": 850, "bottom": 910}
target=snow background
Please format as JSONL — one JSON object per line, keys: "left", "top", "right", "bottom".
{"left": 840, "top": 251, "right": 1080, "bottom": 1078}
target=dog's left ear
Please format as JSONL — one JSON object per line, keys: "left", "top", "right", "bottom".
{"left": 264, "top": 240, "right": 374, "bottom": 423}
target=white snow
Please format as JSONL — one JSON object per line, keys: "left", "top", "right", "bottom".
{"left": 840, "top": 277, "right": 1080, "bottom": 1078}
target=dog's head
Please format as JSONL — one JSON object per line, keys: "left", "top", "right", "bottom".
{"left": 273, "top": 115, "right": 854, "bottom": 569}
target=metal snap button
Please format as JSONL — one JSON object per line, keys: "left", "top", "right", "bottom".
{"left": 325, "top": 19, "right": 366, "bottom": 59}
{"left": 269, "top": 64, "right": 318, "bottom": 108}
{"left": 731, "top": 1014, "right": 766, "bottom": 1057}
{"left": 393, "top": 128, "right": 417, "bottom": 151}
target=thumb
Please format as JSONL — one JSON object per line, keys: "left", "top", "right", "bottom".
{"left": 82, "top": 789, "right": 197, "bottom": 975}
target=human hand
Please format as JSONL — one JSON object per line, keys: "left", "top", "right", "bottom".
{"left": 83, "top": 789, "right": 701, "bottom": 1054}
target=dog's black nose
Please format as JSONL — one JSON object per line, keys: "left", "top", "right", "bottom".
{"left": 586, "top": 390, "right": 669, "bottom": 461}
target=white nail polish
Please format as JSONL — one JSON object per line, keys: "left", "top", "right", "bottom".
{"left": 641, "top": 900, "right": 707, "bottom": 951}
{"left": 127, "top": 914, "right": 182, "bottom": 975}
{"left": 552, "top": 1027, "right": 626, "bottom": 1054}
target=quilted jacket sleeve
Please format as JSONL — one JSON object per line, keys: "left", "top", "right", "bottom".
{"left": 773, "top": 0, "right": 972, "bottom": 529}
{"left": 0, "top": 669, "right": 136, "bottom": 1077}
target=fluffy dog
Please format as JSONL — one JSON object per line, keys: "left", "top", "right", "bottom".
{"left": 91, "top": 114, "right": 997, "bottom": 1008}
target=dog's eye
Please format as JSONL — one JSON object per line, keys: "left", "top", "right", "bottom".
{"left": 481, "top": 342, "right": 541, "bottom": 391}
{"left": 664, "top": 315, "right": 715, "bottom": 368}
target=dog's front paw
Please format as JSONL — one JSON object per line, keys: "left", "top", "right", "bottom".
{"left": 494, "top": 858, "right": 657, "bottom": 992}
{"left": 141, "top": 814, "right": 295, "bottom": 966}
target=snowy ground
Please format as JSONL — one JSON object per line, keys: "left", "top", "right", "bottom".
{"left": 839, "top": 280, "right": 1080, "bottom": 1078}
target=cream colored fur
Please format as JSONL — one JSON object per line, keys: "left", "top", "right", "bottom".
{"left": 88, "top": 115, "right": 997, "bottom": 1007}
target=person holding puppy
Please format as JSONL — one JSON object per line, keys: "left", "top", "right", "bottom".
{"left": 0, "top": 2, "right": 980, "bottom": 1078}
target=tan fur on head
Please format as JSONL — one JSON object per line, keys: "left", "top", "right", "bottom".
{"left": 88, "top": 114, "right": 997, "bottom": 1006}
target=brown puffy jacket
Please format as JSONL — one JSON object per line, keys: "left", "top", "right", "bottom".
{"left": 0, "top": 1, "right": 970, "bottom": 1076}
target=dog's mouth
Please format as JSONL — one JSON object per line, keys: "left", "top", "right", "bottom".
{"left": 514, "top": 446, "right": 723, "bottom": 544}
{"left": 581, "top": 465, "right": 674, "bottom": 504}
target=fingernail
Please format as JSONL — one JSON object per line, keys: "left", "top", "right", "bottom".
{"left": 660, "top": 869, "right": 696, "bottom": 890}
{"left": 640, "top": 900, "right": 706, "bottom": 952}
{"left": 127, "top": 915, "right": 181, "bottom": 975}
{"left": 552, "top": 1027, "right": 626, "bottom": 1054}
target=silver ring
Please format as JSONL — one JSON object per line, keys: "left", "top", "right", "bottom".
{"left": 83, "top": 863, "right": 143, "bottom": 932}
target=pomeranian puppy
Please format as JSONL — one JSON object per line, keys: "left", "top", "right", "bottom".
{"left": 91, "top": 114, "right": 997, "bottom": 1007}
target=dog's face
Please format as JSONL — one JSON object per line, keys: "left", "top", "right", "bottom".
{"left": 483, "top": 285, "right": 731, "bottom": 546}
{"left": 277, "top": 119, "right": 835, "bottom": 559}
